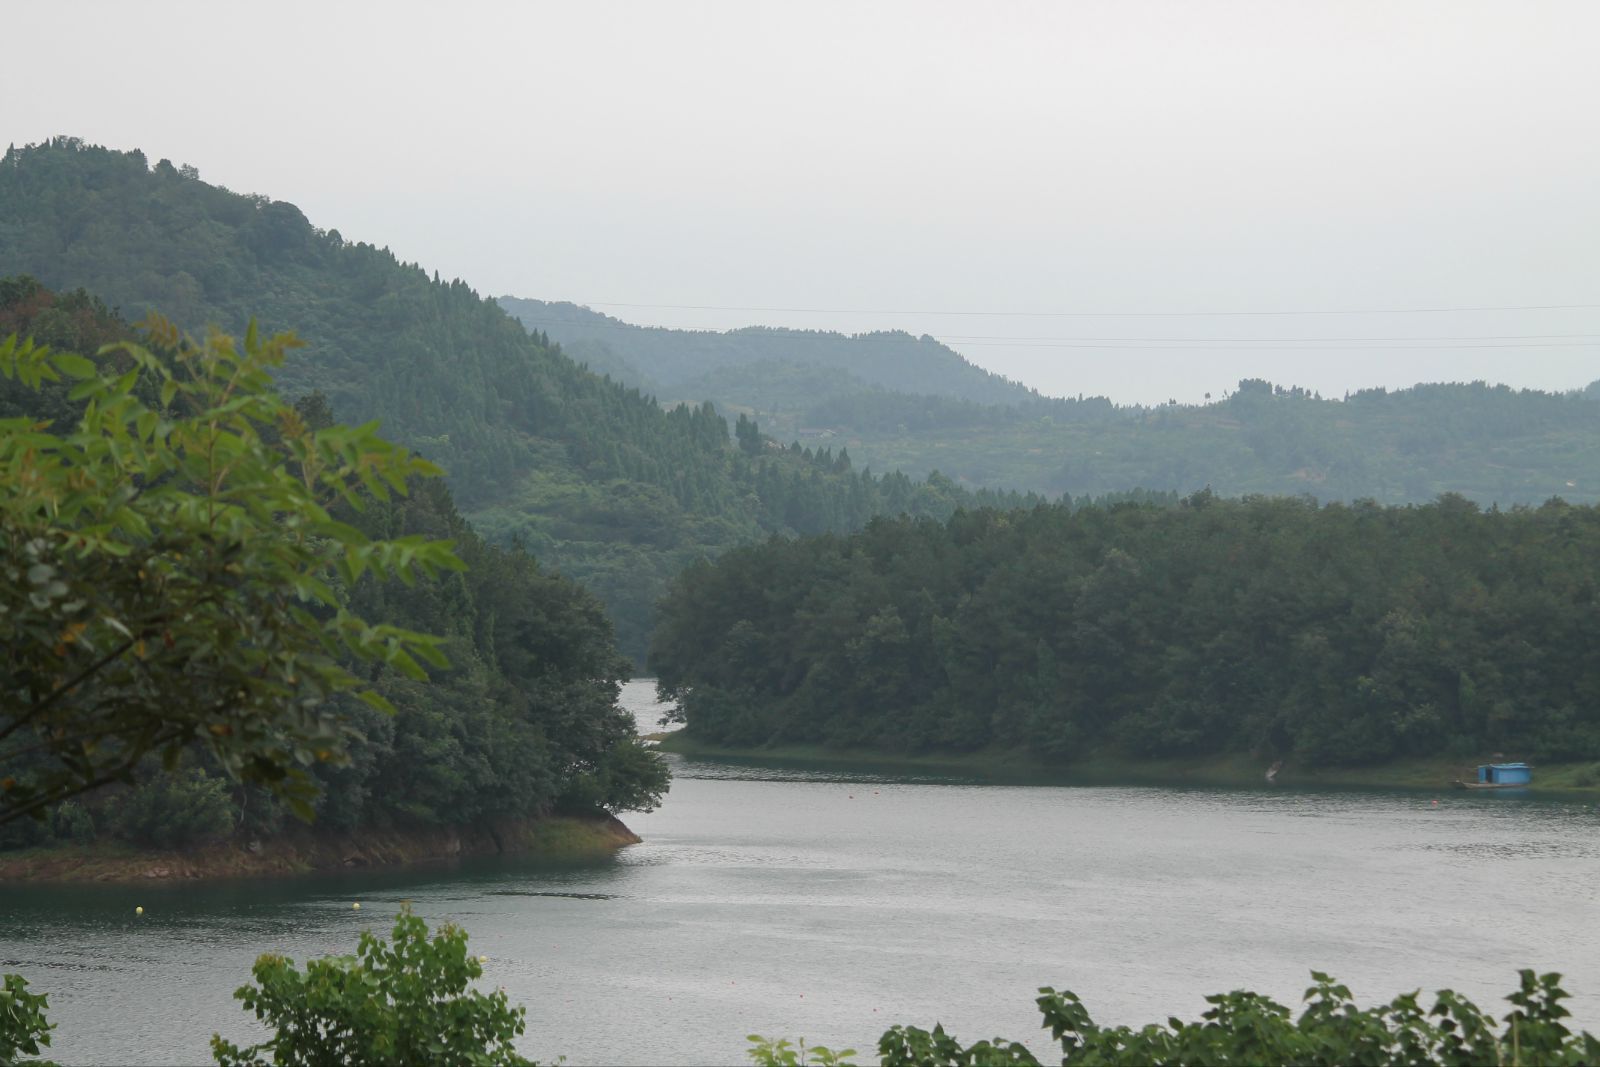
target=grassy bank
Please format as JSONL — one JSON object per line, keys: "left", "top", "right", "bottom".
{"left": 0, "top": 814, "right": 640, "bottom": 885}
{"left": 657, "top": 732, "right": 1600, "bottom": 794}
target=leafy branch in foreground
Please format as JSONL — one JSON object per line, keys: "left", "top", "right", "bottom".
{"left": 756, "top": 970, "right": 1600, "bottom": 1066}
{"left": 210, "top": 909, "right": 533, "bottom": 1067}
{"left": 0, "top": 318, "right": 462, "bottom": 825}
{"left": 747, "top": 1035, "right": 856, "bottom": 1067}
{"left": 0, "top": 973, "right": 56, "bottom": 1066}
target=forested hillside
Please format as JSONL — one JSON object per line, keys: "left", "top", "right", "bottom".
{"left": 497, "top": 297, "right": 1045, "bottom": 406}
{"left": 0, "top": 139, "right": 1032, "bottom": 659}
{"left": 652, "top": 493, "right": 1600, "bottom": 767}
{"left": 502, "top": 300, "right": 1600, "bottom": 505}
{"left": 837, "top": 379, "right": 1600, "bottom": 504}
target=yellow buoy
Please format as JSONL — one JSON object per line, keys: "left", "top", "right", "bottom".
{"left": 478, "top": 955, "right": 488, "bottom": 963}
{"left": 135, "top": 906, "right": 144, "bottom": 915}
{"left": 352, "top": 902, "right": 361, "bottom": 910}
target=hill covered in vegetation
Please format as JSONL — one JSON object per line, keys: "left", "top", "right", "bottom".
{"left": 652, "top": 492, "right": 1600, "bottom": 767}
{"left": 503, "top": 301, "right": 1600, "bottom": 506}
{"left": 0, "top": 138, "right": 1033, "bottom": 659}
{"left": 833, "top": 378, "right": 1600, "bottom": 504}
{"left": 496, "top": 297, "right": 1045, "bottom": 407}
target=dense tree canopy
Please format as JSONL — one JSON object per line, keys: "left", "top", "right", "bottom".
{"left": 652, "top": 492, "right": 1600, "bottom": 767}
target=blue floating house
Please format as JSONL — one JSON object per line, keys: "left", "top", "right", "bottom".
{"left": 1472, "top": 762, "right": 1532, "bottom": 787}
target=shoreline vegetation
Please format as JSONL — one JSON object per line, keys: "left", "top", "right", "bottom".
{"left": 0, "top": 814, "right": 639, "bottom": 885}
{"left": 656, "top": 732, "right": 1600, "bottom": 795}
{"left": 649, "top": 497, "right": 1600, "bottom": 779}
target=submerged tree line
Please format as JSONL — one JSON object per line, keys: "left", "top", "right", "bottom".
{"left": 652, "top": 491, "right": 1600, "bottom": 766}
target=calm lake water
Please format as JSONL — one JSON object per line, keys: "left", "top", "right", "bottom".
{"left": 3, "top": 680, "right": 1599, "bottom": 1065}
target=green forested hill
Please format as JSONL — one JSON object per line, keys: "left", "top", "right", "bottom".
{"left": 501, "top": 299, "right": 1600, "bottom": 505}
{"left": 1, "top": 138, "right": 638, "bottom": 508}
{"left": 652, "top": 493, "right": 1600, "bottom": 767}
{"left": 0, "top": 138, "right": 1030, "bottom": 659}
{"left": 807, "top": 378, "right": 1600, "bottom": 504}
{"left": 496, "top": 296, "right": 1045, "bottom": 406}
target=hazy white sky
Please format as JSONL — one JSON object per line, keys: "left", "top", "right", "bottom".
{"left": 7, "top": 0, "right": 1598, "bottom": 404}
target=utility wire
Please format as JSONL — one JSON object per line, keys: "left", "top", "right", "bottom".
{"left": 927, "top": 332, "right": 1600, "bottom": 343}
{"left": 512, "top": 318, "right": 1600, "bottom": 350}
{"left": 578, "top": 299, "right": 1600, "bottom": 318}
{"left": 951, "top": 341, "right": 1600, "bottom": 351}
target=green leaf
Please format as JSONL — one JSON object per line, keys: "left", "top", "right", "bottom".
{"left": 356, "top": 689, "right": 396, "bottom": 715}
{"left": 388, "top": 649, "right": 427, "bottom": 681}
{"left": 53, "top": 352, "right": 98, "bottom": 379}
{"left": 312, "top": 520, "right": 368, "bottom": 546}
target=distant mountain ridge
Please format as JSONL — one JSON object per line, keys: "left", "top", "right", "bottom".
{"left": 501, "top": 298, "right": 1600, "bottom": 507}
{"left": 497, "top": 296, "right": 1046, "bottom": 407}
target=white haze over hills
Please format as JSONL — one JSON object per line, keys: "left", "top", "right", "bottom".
{"left": 7, "top": 0, "right": 1598, "bottom": 405}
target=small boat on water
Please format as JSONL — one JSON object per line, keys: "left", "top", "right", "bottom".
{"left": 1453, "top": 762, "right": 1532, "bottom": 790}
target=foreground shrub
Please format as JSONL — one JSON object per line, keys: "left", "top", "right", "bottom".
{"left": 211, "top": 908, "right": 532, "bottom": 1066}
{"left": 753, "top": 970, "right": 1600, "bottom": 1066}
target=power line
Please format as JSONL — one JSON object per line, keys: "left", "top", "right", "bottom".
{"left": 580, "top": 299, "right": 1600, "bottom": 318}
{"left": 951, "top": 341, "right": 1600, "bottom": 351}
{"left": 941, "top": 332, "right": 1600, "bottom": 343}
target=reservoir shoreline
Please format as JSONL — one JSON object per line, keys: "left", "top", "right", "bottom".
{"left": 0, "top": 813, "right": 639, "bottom": 885}
{"left": 656, "top": 731, "right": 1600, "bottom": 794}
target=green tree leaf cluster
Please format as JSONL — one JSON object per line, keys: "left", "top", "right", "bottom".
{"left": 211, "top": 909, "right": 534, "bottom": 1067}
{"left": 747, "top": 1035, "right": 857, "bottom": 1066}
{"left": 0, "top": 316, "right": 456, "bottom": 825}
{"left": 0, "top": 973, "right": 55, "bottom": 1066}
